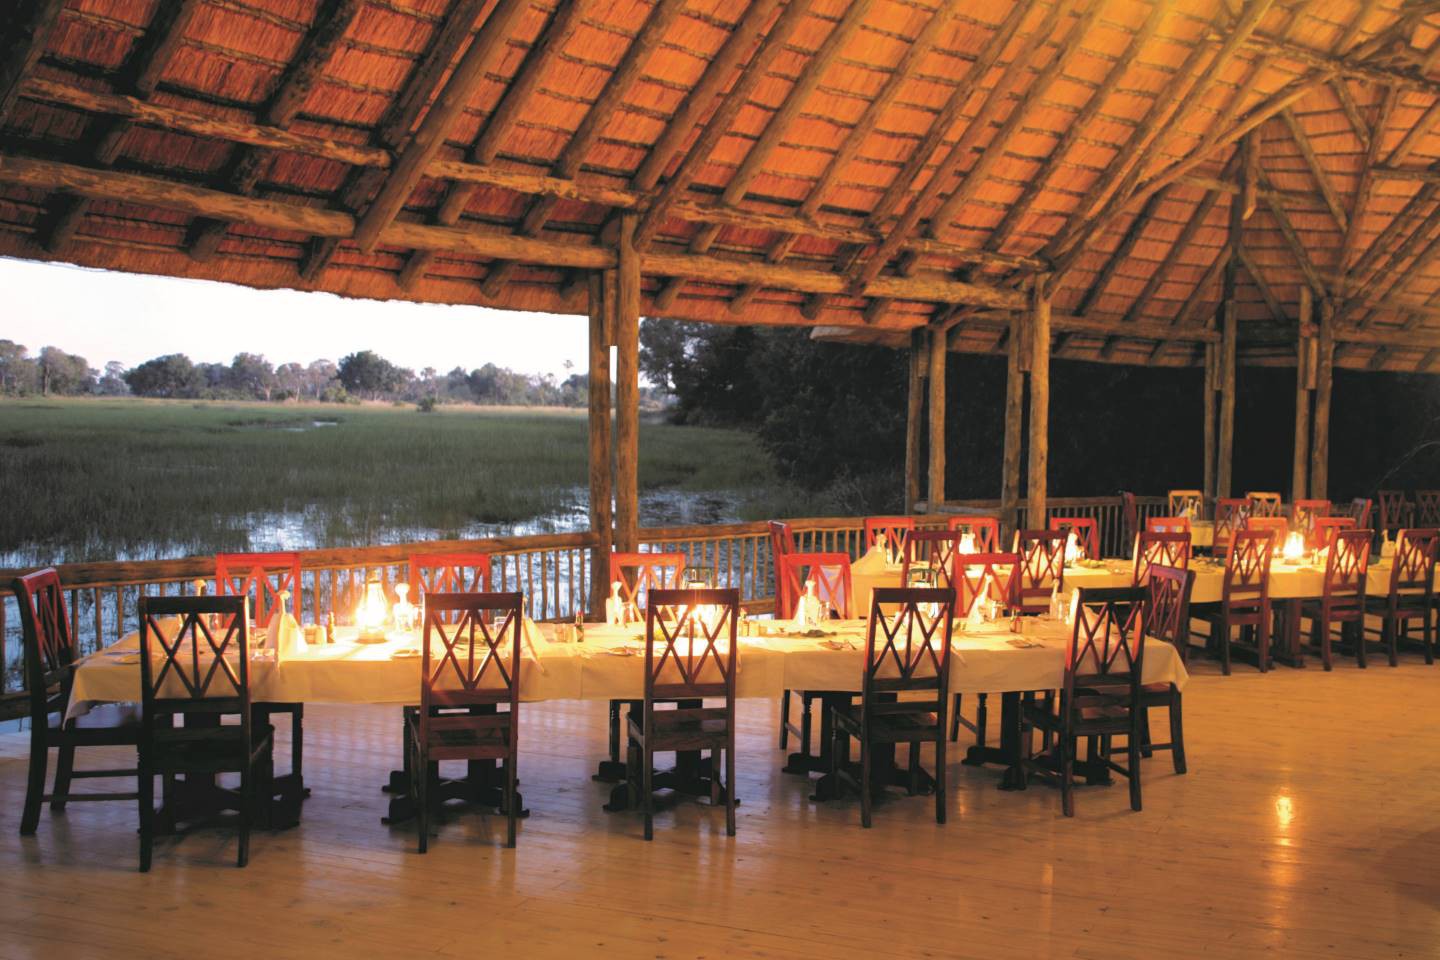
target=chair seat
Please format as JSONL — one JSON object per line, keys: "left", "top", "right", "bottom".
{"left": 1365, "top": 596, "right": 1431, "bottom": 618}
{"left": 48, "top": 702, "right": 142, "bottom": 744}
{"left": 152, "top": 724, "right": 273, "bottom": 774}
{"left": 1024, "top": 701, "right": 1133, "bottom": 736}
{"left": 627, "top": 711, "right": 730, "bottom": 752}
{"left": 832, "top": 704, "right": 941, "bottom": 742}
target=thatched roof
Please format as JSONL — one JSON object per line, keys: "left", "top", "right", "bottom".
{"left": 2, "top": 0, "right": 1440, "bottom": 371}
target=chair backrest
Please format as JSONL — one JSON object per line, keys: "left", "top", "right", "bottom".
{"left": 410, "top": 552, "right": 492, "bottom": 597}
{"left": 1223, "top": 529, "right": 1276, "bottom": 606}
{"left": 862, "top": 587, "right": 954, "bottom": 705}
{"left": 1291, "top": 498, "right": 1331, "bottom": 544}
{"left": 644, "top": 588, "right": 739, "bottom": 702}
{"left": 1246, "top": 492, "right": 1283, "bottom": 517}
{"left": 1048, "top": 516, "right": 1099, "bottom": 559}
{"left": 138, "top": 595, "right": 251, "bottom": 724}
{"left": 1119, "top": 491, "right": 1139, "bottom": 543}
{"left": 1416, "top": 491, "right": 1440, "bottom": 527}
{"left": 778, "top": 552, "right": 853, "bottom": 619}
{"left": 1012, "top": 530, "right": 1066, "bottom": 612}
{"left": 1213, "top": 498, "right": 1250, "bottom": 555}
{"left": 945, "top": 515, "right": 1001, "bottom": 552}
{"left": 1245, "top": 515, "right": 1289, "bottom": 538}
{"left": 1312, "top": 515, "right": 1356, "bottom": 550}
{"left": 1063, "top": 587, "right": 1146, "bottom": 713}
{"left": 1167, "top": 489, "right": 1204, "bottom": 518}
{"left": 768, "top": 520, "right": 797, "bottom": 614}
{"left": 1146, "top": 515, "right": 1190, "bottom": 535}
{"left": 1347, "top": 498, "right": 1373, "bottom": 529}
{"left": 1387, "top": 528, "right": 1439, "bottom": 602}
{"left": 610, "top": 552, "right": 685, "bottom": 614}
{"left": 1132, "top": 531, "right": 1191, "bottom": 586}
{"left": 1378, "top": 490, "right": 1410, "bottom": 532}
{"left": 863, "top": 516, "right": 915, "bottom": 555}
{"left": 215, "top": 551, "right": 302, "bottom": 625}
{"left": 12, "top": 568, "right": 74, "bottom": 718}
{"left": 1143, "top": 565, "right": 1194, "bottom": 649}
{"left": 901, "top": 529, "right": 964, "bottom": 594}
{"left": 953, "top": 552, "right": 1020, "bottom": 617}
{"left": 1323, "top": 529, "right": 1372, "bottom": 605}
{"left": 420, "top": 591, "right": 522, "bottom": 712}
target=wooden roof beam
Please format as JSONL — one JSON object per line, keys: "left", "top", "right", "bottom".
{"left": 1335, "top": 85, "right": 1399, "bottom": 276}
{"left": 1278, "top": 107, "right": 1348, "bottom": 233}
{"left": 0, "top": 0, "right": 64, "bottom": 127}
{"left": 1235, "top": 246, "right": 1287, "bottom": 323}
{"left": 352, "top": 0, "right": 534, "bottom": 254}
{"left": 1330, "top": 78, "right": 1371, "bottom": 154}
{"left": 1174, "top": 245, "right": 1231, "bottom": 329}
{"left": 1261, "top": 185, "right": 1328, "bottom": 299}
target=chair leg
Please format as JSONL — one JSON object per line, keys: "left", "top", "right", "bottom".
{"left": 1169, "top": 689, "right": 1187, "bottom": 775}
{"left": 608, "top": 700, "right": 621, "bottom": 764}
{"left": 725, "top": 741, "right": 736, "bottom": 837}
{"left": 50, "top": 742, "right": 75, "bottom": 813}
{"left": 237, "top": 757, "right": 253, "bottom": 868}
{"left": 1318, "top": 616, "right": 1333, "bottom": 672}
{"left": 859, "top": 736, "right": 873, "bottom": 829}
{"left": 416, "top": 760, "right": 430, "bottom": 855}
{"left": 799, "top": 693, "right": 813, "bottom": 758}
{"left": 778, "top": 691, "right": 790, "bottom": 749}
{"left": 642, "top": 742, "right": 654, "bottom": 842}
{"left": 1388, "top": 616, "right": 1400, "bottom": 667}
{"left": 138, "top": 762, "right": 153, "bottom": 873}
{"left": 976, "top": 693, "right": 988, "bottom": 746}
{"left": 934, "top": 734, "right": 947, "bottom": 825}
{"left": 505, "top": 753, "right": 517, "bottom": 848}
{"left": 1059, "top": 734, "right": 1074, "bottom": 818}
{"left": 20, "top": 733, "right": 46, "bottom": 836}
{"left": 948, "top": 693, "right": 962, "bottom": 742}
{"left": 1127, "top": 728, "right": 1143, "bottom": 812}
{"left": 1358, "top": 618, "right": 1371, "bottom": 668}
{"left": 1258, "top": 617, "right": 1271, "bottom": 673}
{"left": 1427, "top": 609, "right": 1436, "bottom": 665}
{"left": 1139, "top": 708, "right": 1153, "bottom": 758}
{"left": 1217, "top": 620, "right": 1231, "bottom": 676}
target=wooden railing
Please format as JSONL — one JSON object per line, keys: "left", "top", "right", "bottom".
{"left": 0, "top": 498, "right": 1164, "bottom": 719}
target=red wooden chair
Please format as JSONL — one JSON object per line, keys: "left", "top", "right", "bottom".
{"left": 829, "top": 586, "right": 954, "bottom": 827}
{"left": 776, "top": 552, "right": 853, "bottom": 769}
{"left": 409, "top": 590, "right": 524, "bottom": 850}
{"left": 409, "top": 552, "right": 492, "bottom": 597}
{"left": 215, "top": 552, "right": 305, "bottom": 800}
{"left": 1312, "top": 515, "right": 1356, "bottom": 551}
{"left": 626, "top": 588, "right": 740, "bottom": 840}
{"left": 1132, "top": 531, "right": 1191, "bottom": 588}
{"left": 946, "top": 515, "right": 1001, "bottom": 552}
{"left": 13, "top": 568, "right": 140, "bottom": 840}
{"left": 1020, "top": 587, "right": 1147, "bottom": 817}
{"left": 1347, "top": 498, "right": 1373, "bottom": 530}
{"left": 947, "top": 552, "right": 1020, "bottom": 744}
{"left": 863, "top": 516, "right": 915, "bottom": 556}
{"left": 1363, "top": 528, "right": 1438, "bottom": 666}
{"left": 1167, "top": 489, "right": 1204, "bottom": 518}
{"left": 1012, "top": 529, "right": 1066, "bottom": 613}
{"left": 1246, "top": 491, "right": 1283, "bottom": 517}
{"left": 1377, "top": 490, "right": 1412, "bottom": 535}
{"left": 1146, "top": 516, "right": 1190, "bottom": 535}
{"left": 1139, "top": 565, "right": 1194, "bottom": 772}
{"left": 138, "top": 595, "right": 274, "bottom": 871}
{"left": 1245, "top": 515, "right": 1289, "bottom": 541}
{"left": 1290, "top": 499, "right": 1331, "bottom": 548}
{"left": 1048, "top": 516, "right": 1099, "bottom": 560}
{"left": 1298, "top": 529, "right": 1371, "bottom": 671}
{"left": 1212, "top": 498, "right": 1250, "bottom": 558}
{"left": 1196, "top": 529, "right": 1277, "bottom": 674}
{"left": 1417, "top": 491, "right": 1440, "bottom": 527}
{"left": 901, "top": 529, "right": 965, "bottom": 595}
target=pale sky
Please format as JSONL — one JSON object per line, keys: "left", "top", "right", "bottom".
{"left": 0, "top": 257, "right": 590, "bottom": 377}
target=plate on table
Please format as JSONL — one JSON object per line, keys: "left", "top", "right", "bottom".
{"left": 390, "top": 648, "right": 421, "bottom": 660}
{"left": 100, "top": 651, "right": 140, "bottom": 664}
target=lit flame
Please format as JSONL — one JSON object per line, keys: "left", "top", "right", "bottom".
{"left": 958, "top": 532, "right": 976, "bottom": 555}
{"left": 1282, "top": 531, "right": 1304, "bottom": 561}
{"left": 356, "top": 575, "right": 390, "bottom": 639}
{"left": 1064, "top": 530, "right": 1082, "bottom": 564}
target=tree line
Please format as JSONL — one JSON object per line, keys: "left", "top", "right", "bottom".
{"left": 0, "top": 341, "right": 594, "bottom": 407}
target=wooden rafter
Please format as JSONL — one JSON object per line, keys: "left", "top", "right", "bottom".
{"left": 1235, "top": 246, "right": 1286, "bottom": 323}
{"left": 1335, "top": 84, "right": 1399, "bottom": 276}
{"left": 1260, "top": 186, "right": 1327, "bottom": 299}
{"left": 1330, "top": 78, "right": 1371, "bottom": 152}
{"left": 0, "top": 0, "right": 64, "bottom": 127}
{"left": 1174, "top": 245, "right": 1231, "bottom": 329}
{"left": 1122, "top": 187, "right": 1224, "bottom": 324}
{"left": 1278, "top": 108, "right": 1348, "bottom": 233}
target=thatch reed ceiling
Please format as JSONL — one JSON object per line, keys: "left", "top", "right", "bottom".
{"left": 3, "top": 0, "right": 1440, "bottom": 371}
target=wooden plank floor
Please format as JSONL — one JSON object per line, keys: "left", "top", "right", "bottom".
{"left": 2, "top": 655, "right": 1438, "bottom": 960}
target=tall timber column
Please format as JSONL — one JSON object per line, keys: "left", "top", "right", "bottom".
{"left": 1027, "top": 276, "right": 1051, "bottom": 527}
{"left": 1001, "top": 310, "right": 1024, "bottom": 538}
{"left": 1216, "top": 281, "right": 1238, "bottom": 499}
{"left": 927, "top": 325, "right": 946, "bottom": 508}
{"left": 1203, "top": 341, "right": 1217, "bottom": 506}
{"left": 904, "top": 329, "right": 925, "bottom": 513}
{"left": 613, "top": 214, "right": 641, "bottom": 554}
{"left": 1310, "top": 296, "right": 1334, "bottom": 500}
{"left": 1290, "top": 286, "right": 1313, "bottom": 502}
{"left": 587, "top": 271, "right": 613, "bottom": 617}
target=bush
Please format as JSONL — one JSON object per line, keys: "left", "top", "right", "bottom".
{"left": 417, "top": 396, "right": 437, "bottom": 413}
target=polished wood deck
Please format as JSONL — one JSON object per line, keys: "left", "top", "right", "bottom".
{"left": 2, "top": 656, "right": 1438, "bottom": 960}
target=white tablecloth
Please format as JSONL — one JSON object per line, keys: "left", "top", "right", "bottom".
{"left": 1060, "top": 556, "right": 1435, "bottom": 604}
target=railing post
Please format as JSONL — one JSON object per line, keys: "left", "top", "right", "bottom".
{"left": 587, "top": 270, "right": 613, "bottom": 619}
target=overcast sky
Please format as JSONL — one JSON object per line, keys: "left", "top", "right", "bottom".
{"left": 1, "top": 256, "right": 590, "bottom": 377}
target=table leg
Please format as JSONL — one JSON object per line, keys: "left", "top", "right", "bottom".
{"left": 1271, "top": 598, "right": 1307, "bottom": 668}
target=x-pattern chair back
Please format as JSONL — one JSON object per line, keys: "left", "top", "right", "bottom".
{"left": 1313, "top": 515, "right": 1356, "bottom": 550}
{"left": 1291, "top": 499, "right": 1331, "bottom": 543}
{"left": 215, "top": 552, "right": 301, "bottom": 626}
{"left": 140, "top": 595, "right": 249, "bottom": 705}
{"left": 1416, "top": 491, "right": 1440, "bottom": 527}
{"left": 1225, "top": 530, "right": 1276, "bottom": 604}
{"left": 1246, "top": 492, "right": 1283, "bottom": 517}
{"left": 1246, "top": 516, "right": 1289, "bottom": 538}
{"left": 1347, "top": 498, "right": 1373, "bottom": 529}
{"left": 645, "top": 589, "right": 739, "bottom": 701}
{"left": 1213, "top": 498, "right": 1250, "bottom": 555}
{"left": 1325, "top": 530, "right": 1372, "bottom": 602}
{"left": 1013, "top": 530, "right": 1065, "bottom": 611}
{"left": 954, "top": 552, "right": 1020, "bottom": 617}
{"left": 863, "top": 516, "right": 915, "bottom": 556}
{"left": 1167, "top": 490, "right": 1204, "bottom": 518}
{"left": 1144, "top": 566, "right": 1193, "bottom": 648}
{"left": 1378, "top": 490, "right": 1410, "bottom": 533}
{"left": 411, "top": 553, "right": 492, "bottom": 596}
{"left": 1390, "top": 529, "right": 1439, "bottom": 597}
{"left": 1048, "top": 516, "right": 1099, "bottom": 559}
{"left": 421, "top": 592, "right": 522, "bottom": 709}
{"left": 1065, "top": 588, "right": 1146, "bottom": 700}
{"left": 1147, "top": 516, "right": 1190, "bottom": 535}
{"left": 946, "top": 515, "right": 1001, "bottom": 552}
{"left": 863, "top": 587, "right": 954, "bottom": 695}
{"left": 1133, "top": 531, "right": 1191, "bottom": 586}
{"left": 779, "top": 552, "right": 852, "bottom": 619}
{"left": 902, "top": 530, "right": 964, "bottom": 593}
{"left": 12, "top": 568, "right": 74, "bottom": 695}
{"left": 610, "top": 552, "right": 685, "bottom": 616}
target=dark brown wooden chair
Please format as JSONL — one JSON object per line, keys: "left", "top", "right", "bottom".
{"left": 626, "top": 588, "right": 740, "bottom": 840}
{"left": 829, "top": 586, "right": 954, "bottom": 827}
{"left": 14, "top": 568, "right": 140, "bottom": 839}
{"left": 1132, "top": 530, "right": 1191, "bottom": 589}
{"left": 1363, "top": 528, "right": 1438, "bottom": 666}
{"left": 1020, "top": 587, "right": 1147, "bottom": 817}
{"left": 947, "top": 552, "right": 1020, "bottom": 743}
{"left": 138, "top": 595, "right": 274, "bottom": 871}
{"left": 1049, "top": 515, "right": 1100, "bottom": 559}
{"left": 863, "top": 516, "right": 916, "bottom": 557}
{"left": 776, "top": 552, "right": 853, "bottom": 767}
{"left": 946, "top": 514, "right": 1001, "bottom": 551}
{"left": 1377, "top": 490, "right": 1412, "bottom": 536}
{"left": 215, "top": 552, "right": 306, "bottom": 801}
{"left": 1195, "top": 529, "right": 1277, "bottom": 674}
{"left": 1417, "top": 491, "right": 1440, "bottom": 527}
{"left": 1212, "top": 497, "right": 1250, "bottom": 558}
{"left": 1012, "top": 529, "right": 1066, "bottom": 613}
{"left": 409, "top": 590, "right": 523, "bottom": 851}
{"left": 1139, "top": 565, "right": 1193, "bottom": 772}
{"left": 1347, "top": 498, "right": 1374, "bottom": 530}
{"left": 1291, "top": 499, "right": 1331, "bottom": 548}
{"left": 1298, "top": 529, "right": 1371, "bottom": 671}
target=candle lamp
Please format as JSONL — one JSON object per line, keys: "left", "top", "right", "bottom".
{"left": 392, "top": 582, "right": 416, "bottom": 632}
{"left": 1282, "top": 531, "right": 1305, "bottom": 562}
{"left": 355, "top": 573, "right": 391, "bottom": 643}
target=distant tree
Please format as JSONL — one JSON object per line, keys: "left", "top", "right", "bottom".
{"left": 274, "top": 361, "right": 306, "bottom": 399}
{"left": 0, "top": 340, "right": 38, "bottom": 395}
{"left": 639, "top": 319, "right": 763, "bottom": 426}
{"left": 195, "top": 362, "right": 230, "bottom": 396}
{"left": 305, "top": 359, "right": 338, "bottom": 399}
{"left": 96, "top": 360, "right": 130, "bottom": 396}
{"left": 338, "top": 350, "right": 403, "bottom": 399}
{"left": 37, "top": 346, "right": 95, "bottom": 395}
{"left": 228, "top": 352, "right": 277, "bottom": 400}
{"left": 125, "top": 353, "right": 201, "bottom": 398}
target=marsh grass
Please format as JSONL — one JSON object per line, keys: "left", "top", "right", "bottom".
{"left": 0, "top": 398, "right": 799, "bottom": 564}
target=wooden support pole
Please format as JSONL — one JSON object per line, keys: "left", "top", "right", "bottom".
{"left": 1311, "top": 298, "right": 1334, "bottom": 500}
{"left": 1203, "top": 342, "right": 1217, "bottom": 507}
{"left": 927, "top": 326, "right": 947, "bottom": 508}
{"left": 613, "top": 215, "right": 641, "bottom": 554}
{"left": 1002, "top": 311, "right": 1025, "bottom": 538}
{"left": 1217, "top": 301, "right": 1238, "bottom": 500}
{"left": 587, "top": 272, "right": 613, "bottom": 619}
{"left": 1291, "top": 286, "right": 1313, "bottom": 502}
{"left": 904, "top": 330, "right": 925, "bottom": 514}
{"left": 1027, "top": 278, "right": 1052, "bottom": 527}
